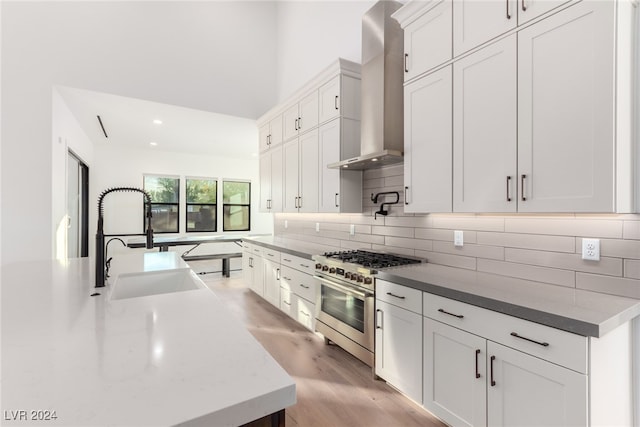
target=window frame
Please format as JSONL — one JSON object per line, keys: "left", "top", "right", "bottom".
{"left": 185, "top": 177, "right": 218, "bottom": 233}
{"left": 222, "top": 179, "right": 251, "bottom": 232}
{"left": 143, "top": 174, "right": 180, "bottom": 234}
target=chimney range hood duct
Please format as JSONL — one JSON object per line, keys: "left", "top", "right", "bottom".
{"left": 328, "top": 0, "right": 404, "bottom": 170}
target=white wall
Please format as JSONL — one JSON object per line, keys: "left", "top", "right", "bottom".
{"left": 91, "top": 142, "right": 272, "bottom": 258}
{"left": 52, "top": 88, "right": 94, "bottom": 260}
{"left": 1, "top": 1, "right": 278, "bottom": 265}
{"left": 275, "top": 0, "right": 375, "bottom": 101}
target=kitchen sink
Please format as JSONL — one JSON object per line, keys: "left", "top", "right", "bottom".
{"left": 110, "top": 268, "right": 205, "bottom": 300}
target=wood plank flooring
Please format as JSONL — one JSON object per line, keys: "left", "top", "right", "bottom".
{"left": 199, "top": 271, "right": 446, "bottom": 427}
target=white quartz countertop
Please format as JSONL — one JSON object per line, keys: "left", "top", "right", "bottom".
{"left": 1, "top": 253, "right": 295, "bottom": 426}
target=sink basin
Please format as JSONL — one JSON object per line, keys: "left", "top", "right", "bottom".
{"left": 110, "top": 268, "right": 205, "bottom": 300}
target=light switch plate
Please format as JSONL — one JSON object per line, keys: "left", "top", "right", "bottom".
{"left": 350, "top": 224, "right": 355, "bottom": 236}
{"left": 454, "top": 230, "right": 464, "bottom": 247}
{"left": 316, "top": 223, "right": 320, "bottom": 233}
{"left": 582, "top": 238, "right": 600, "bottom": 261}
{"left": 284, "top": 220, "right": 288, "bottom": 229}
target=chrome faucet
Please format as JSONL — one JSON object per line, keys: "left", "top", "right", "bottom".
{"left": 95, "top": 187, "right": 154, "bottom": 287}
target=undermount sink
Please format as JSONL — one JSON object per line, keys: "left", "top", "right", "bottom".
{"left": 110, "top": 268, "right": 205, "bottom": 300}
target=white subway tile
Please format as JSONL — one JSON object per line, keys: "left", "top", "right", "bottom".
{"left": 477, "top": 259, "right": 575, "bottom": 287}
{"left": 415, "top": 250, "right": 477, "bottom": 270}
{"left": 623, "top": 220, "right": 640, "bottom": 240}
{"left": 505, "top": 248, "right": 623, "bottom": 276}
{"left": 576, "top": 273, "right": 640, "bottom": 299}
{"left": 624, "top": 260, "right": 640, "bottom": 279}
{"left": 432, "top": 215, "right": 504, "bottom": 232}
{"left": 576, "top": 238, "right": 640, "bottom": 259}
{"left": 415, "top": 228, "right": 478, "bottom": 244}
{"left": 385, "top": 236, "right": 433, "bottom": 251}
{"left": 385, "top": 216, "right": 432, "bottom": 228}
{"left": 505, "top": 217, "right": 623, "bottom": 238}
{"left": 477, "top": 232, "right": 575, "bottom": 253}
{"left": 433, "top": 241, "right": 504, "bottom": 260}
{"left": 371, "top": 225, "right": 414, "bottom": 238}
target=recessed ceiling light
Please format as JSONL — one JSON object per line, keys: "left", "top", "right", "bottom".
{"left": 153, "top": 119, "right": 163, "bottom": 125}
{"left": 343, "top": 165, "right": 349, "bottom": 168}
{"left": 371, "top": 158, "right": 378, "bottom": 162}
{"left": 149, "top": 142, "right": 158, "bottom": 146}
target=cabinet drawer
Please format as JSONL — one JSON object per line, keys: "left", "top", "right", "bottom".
{"left": 424, "top": 293, "right": 587, "bottom": 373}
{"left": 281, "top": 266, "right": 316, "bottom": 302}
{"left": 280, "top": 287, "right": 296, "bottom": 318}
{"left": 377, "top": 280, "right": 423, "bottom": 314}
{"left": 280, "top": 253, "right": 315, "bottom": 275}
{"left": 295, "top": 295, "right": 316, "bottom": 331}
{"left": 262, "top": 247, "right": 280, "bottom": 263}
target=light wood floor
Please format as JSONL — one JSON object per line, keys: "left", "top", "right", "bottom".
{"left": 200, "top": 271, "right": 446, "bottom": 427}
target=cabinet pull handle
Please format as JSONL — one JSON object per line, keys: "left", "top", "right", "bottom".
{"left": 335, "top": 193, "right": 339, "bottom": 208}
{"left": 520, "top": 174, "right": 527, "bottom": 201}
{"left": 335, "top": 95, "right": 339, "bottom": 110}
{"left": 300, "top": 311, "right": 310, "bottom": 317}
{"left": 300, "top": 263, "right": 310, "bottom": 268}
{"left": 294, "top": 196, "right": 298, "bottom": 208}
{"left": 295, "top": 118, "right": 298, "bottom": 131}
{"left": 283, "top": 258, "right": 291, "bottom": 262}
{"left": 521, "top": 0, "right": 527, "bottom": 11}
{"left": 283, "top": 276, "right": 291, "bottom": 281}
{"left": 506, "top": 0, "right": 511, "bottom": 19}
{"left": 276, "top": 268, "right": 281, "bottom": 280}
{"left": 376, "top": 309, "right": 383, "bottom": 329}
{"left": 475, "top": 349, "right": 481, "bottom": 379}
{"left": 298, "top": 196, "right": 302, "bottom": 209}
{"left": 283, "top": 300, "right": 291, "bottom": 306}
{"left": 386, "top": 292, "right": 406, "bottom": 300}
{"left": 300, "top": 284, "right": 310, "bottom": 289}
{"left": 490, "top": 355, "right": 496, "bottom": 386}
{"left": 438, "top": 308, "right": 464, "bottom": 319}
{"left": 267, "top": 253, "right": 274, "bottom": 257}
{"left": 298, "top": 117, "right": 302, "bottom": 130}
{"left": 506, "top": 176, "right": 512, "bottom": 202}
{"left": 510, "top": 332, "right": 549, "bottom": 347}
{"left": 405, "top": 186, "right": 409, "bottom": 205}
{"left": 249, "top": 258, "right": 253, "bottom": 267}
{"left": 404, "top": 53, "right": 409, "bottom": 73}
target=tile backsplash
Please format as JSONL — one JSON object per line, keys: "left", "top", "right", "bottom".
{"left": 274, "top": 165, "right": 640, "bottom": 300}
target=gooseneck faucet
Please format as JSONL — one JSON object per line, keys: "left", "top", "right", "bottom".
{"left": 95, "top": 187, "right": 154, "bottom": 287}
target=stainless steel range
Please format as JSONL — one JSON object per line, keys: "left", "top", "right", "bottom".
{"left": 312, "top": 250, "right": 423, "bottom": 367}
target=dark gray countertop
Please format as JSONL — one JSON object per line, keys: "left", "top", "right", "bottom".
{"left": 377, "top": 263, "right": 640, "bottom": 338}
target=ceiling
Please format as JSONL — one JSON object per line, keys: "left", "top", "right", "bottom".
{"left": 57, "top": 86, "right": 259, "bottom": 158}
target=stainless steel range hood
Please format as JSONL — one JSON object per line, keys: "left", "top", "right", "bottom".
{"left": 328, "top": 0, "right": 404, "bottom": 170}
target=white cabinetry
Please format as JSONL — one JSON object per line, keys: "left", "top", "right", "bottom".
{"left": 242, "top": 243, "right": 264, "bottom": 297}
{"left": 259, "top": 146, "right": 283, "bottom": 212}
{"left": 375, "top": 280, "right": 423, "bottom": 403}
{"left": 259, "top": 115, "right": 283, "bottom": 153}
{"left": 404, "top": 65, "right": 452, "bottom": 212}
{"left": 517, "top": 0, "right": 572, "bottom": 25}
{"left": 453, "top": 0, "right": 516, "bottom": 56}
{"left": 262, "top": 248, "right": 281, "bottom": 307}
{"left": 258, "top": 59, "right": 363, "bottom": 215}
{"left": 283, "top": 92, "right": 319, "bottom": 142}
{"left": 280, "top": 254, "right": 317, "bottom": 331}
{"left": 399, "top": 0, "right": 452, "bottom": 81}
{"left": 318, "top": 118, "right": 362, "bottom": 213}
{"left": 283, "top": 129, "right": 319, "bottom": 213}
{"left": 453, "top": 36, "right": 517, "bottom": 213}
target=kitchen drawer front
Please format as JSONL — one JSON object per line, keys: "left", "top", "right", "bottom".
{"left": 280, "top": 253, "right": 315, "bottom": 275}
{"left": 262, "top": 247, "right": 281, "bottom": 263}
{"left": 280, "top": 287, "right": 296, "bottom": 318}
{"left": 295, "top": 294, "right": 316, "bottom": 331}
{"left": 424, "top": 293, "right": 587, "bottom": 373}
{"left": 242, "top": 241, "right": 253, "bottom": 251}
{"left": 376, "top": 280, "right": 423, "bottom": 314}
{"left": 281, "top": 266, "right": 315, "bottom": 301}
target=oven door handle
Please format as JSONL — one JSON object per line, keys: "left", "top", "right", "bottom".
{"left": 313, "top": 275, "right": 373, "bottom": 299}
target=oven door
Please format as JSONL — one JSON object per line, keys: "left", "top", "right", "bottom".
{"left": 314, "top": 274, "right": 375, "bottom": 352}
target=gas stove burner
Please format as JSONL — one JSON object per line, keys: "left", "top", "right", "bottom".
{"left": 322, "top": 250, "right": 422, "bottom": 269}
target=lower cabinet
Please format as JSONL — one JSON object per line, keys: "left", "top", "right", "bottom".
{"left": 424, "top": 318, "right": 587, "bottom": 427}
{"left": 375, "top": 299, "right": 423, "bottom": 403}
{"left": 263, "top": 258, "right": 281, "bottom": 307}
{"left": 242, "top": 244, "right": 264, "bottom": 297}
{"left": 280, "top": 264, "right": 317, "bottom": 331}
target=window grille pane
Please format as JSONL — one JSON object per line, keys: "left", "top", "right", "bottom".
{"left": 150, "top": 204, "right": 179, "bottom": 233}
{"left": 186, "top": 178, "right": 217, "bottom": 203}
{"left": 223, "top": 181, "right": 250, "bottom": 204}
{"left": 223, "top": 205, "right": 249, "bottom": 231}
{"left": 144, "top": 176, "right": 179, "bottom": 203}
{"left": 187, "top": 205, "right": 217, "bottom": 232}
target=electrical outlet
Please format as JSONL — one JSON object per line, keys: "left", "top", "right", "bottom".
{"left": 316, "top": 223, "right": 320, "bottom": 233}
{"left": 284, "top": 220, "right": 288, "bottom": 229}
{"left": 581, "top": 238, "right": 600, "bottom": 261}
{"left": 454, "top": 230, "right": 464, "bottom": 247}
{"left": 350, "top": 224, "right": 355, "bottom": 236}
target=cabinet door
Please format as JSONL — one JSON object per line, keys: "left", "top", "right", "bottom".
{"left": 269, "top": 115, "right": 283, "bottom": 147}
{"left": 517, "top": 1, "right": 614, "bottom": 212}
{"left": 404, "top": 66, "right": 452, "bottom": 213}
{"left": 242, "top": 252, "right": 253, "bottom": 289}
{"left": 453, "top": 0, "right": 517, "bottom": 56}
{"left": 375, "top": 300, "right": 423, "bottom": 403}
{"left": 283, "top": 139, "right": 299, "bottom": 213}
{"left": 298, "top": 129, "right": 319, "bottom": 213}
{"left": 259, "top": 152, "right": 272, "bottom": 212}
{"left": 259, "top": 123, "right": 271, "bottom": 153}
{"left": 453, "top": 35, "right": 517, "bottom": 212}
{"left": 517, "top": 0, "right": 572, "bottom": 25}
{"left": 404, "top": 0, "right": 452, "bottom": 80}
{"left": 296, "top": 296, "right": 316, "bottom": 331}
{"left": 319, "top": 75, "right": 341, "bottom": 123}
{"left": 487, "top": 341, "right": 587, "bottom": 427}
{"left": 270, "top": 146, "right": 284, "bottom": 212}
{"left": 299, "top": 91, "right": 319, "bottom": 133}
{"left": 424, "top": 318, "right": 487, "bottom": 427}
{"left": 283, "top": 104, "right": 300, "bottom": 142}
{"left": 280, "top": 287, "right": 296, "bottom": 318}
{"left": 319, "top": 119, "right": 341, "bottom": 213}
{"left": 251, "top": 255, "right": 264, "bottom": 297}
{"left": 263, "top": 259, "right": 281, "bottom": 307}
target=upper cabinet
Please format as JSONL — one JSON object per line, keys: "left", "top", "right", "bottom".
{"left": 259, "top": 115, "right": 283, "bottom": 153}
{"left": 394, "top": 0, "right": 637, "bottom": 213}
{"left": 257, "top": 59, "right": 363, "bottom": 214}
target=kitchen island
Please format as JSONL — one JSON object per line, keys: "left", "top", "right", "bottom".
{"left": 1, "top": 252, "right": 296, "bottom": 426}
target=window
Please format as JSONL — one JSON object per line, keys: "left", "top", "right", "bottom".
{"left": 186, "top": 178, "right": 217, "bottom": 232}
{"left": 223, "top": 181, "right": 250, "bottom": 231}
{"left": 143, "top": 175, "right": 180, "bottom": 233}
